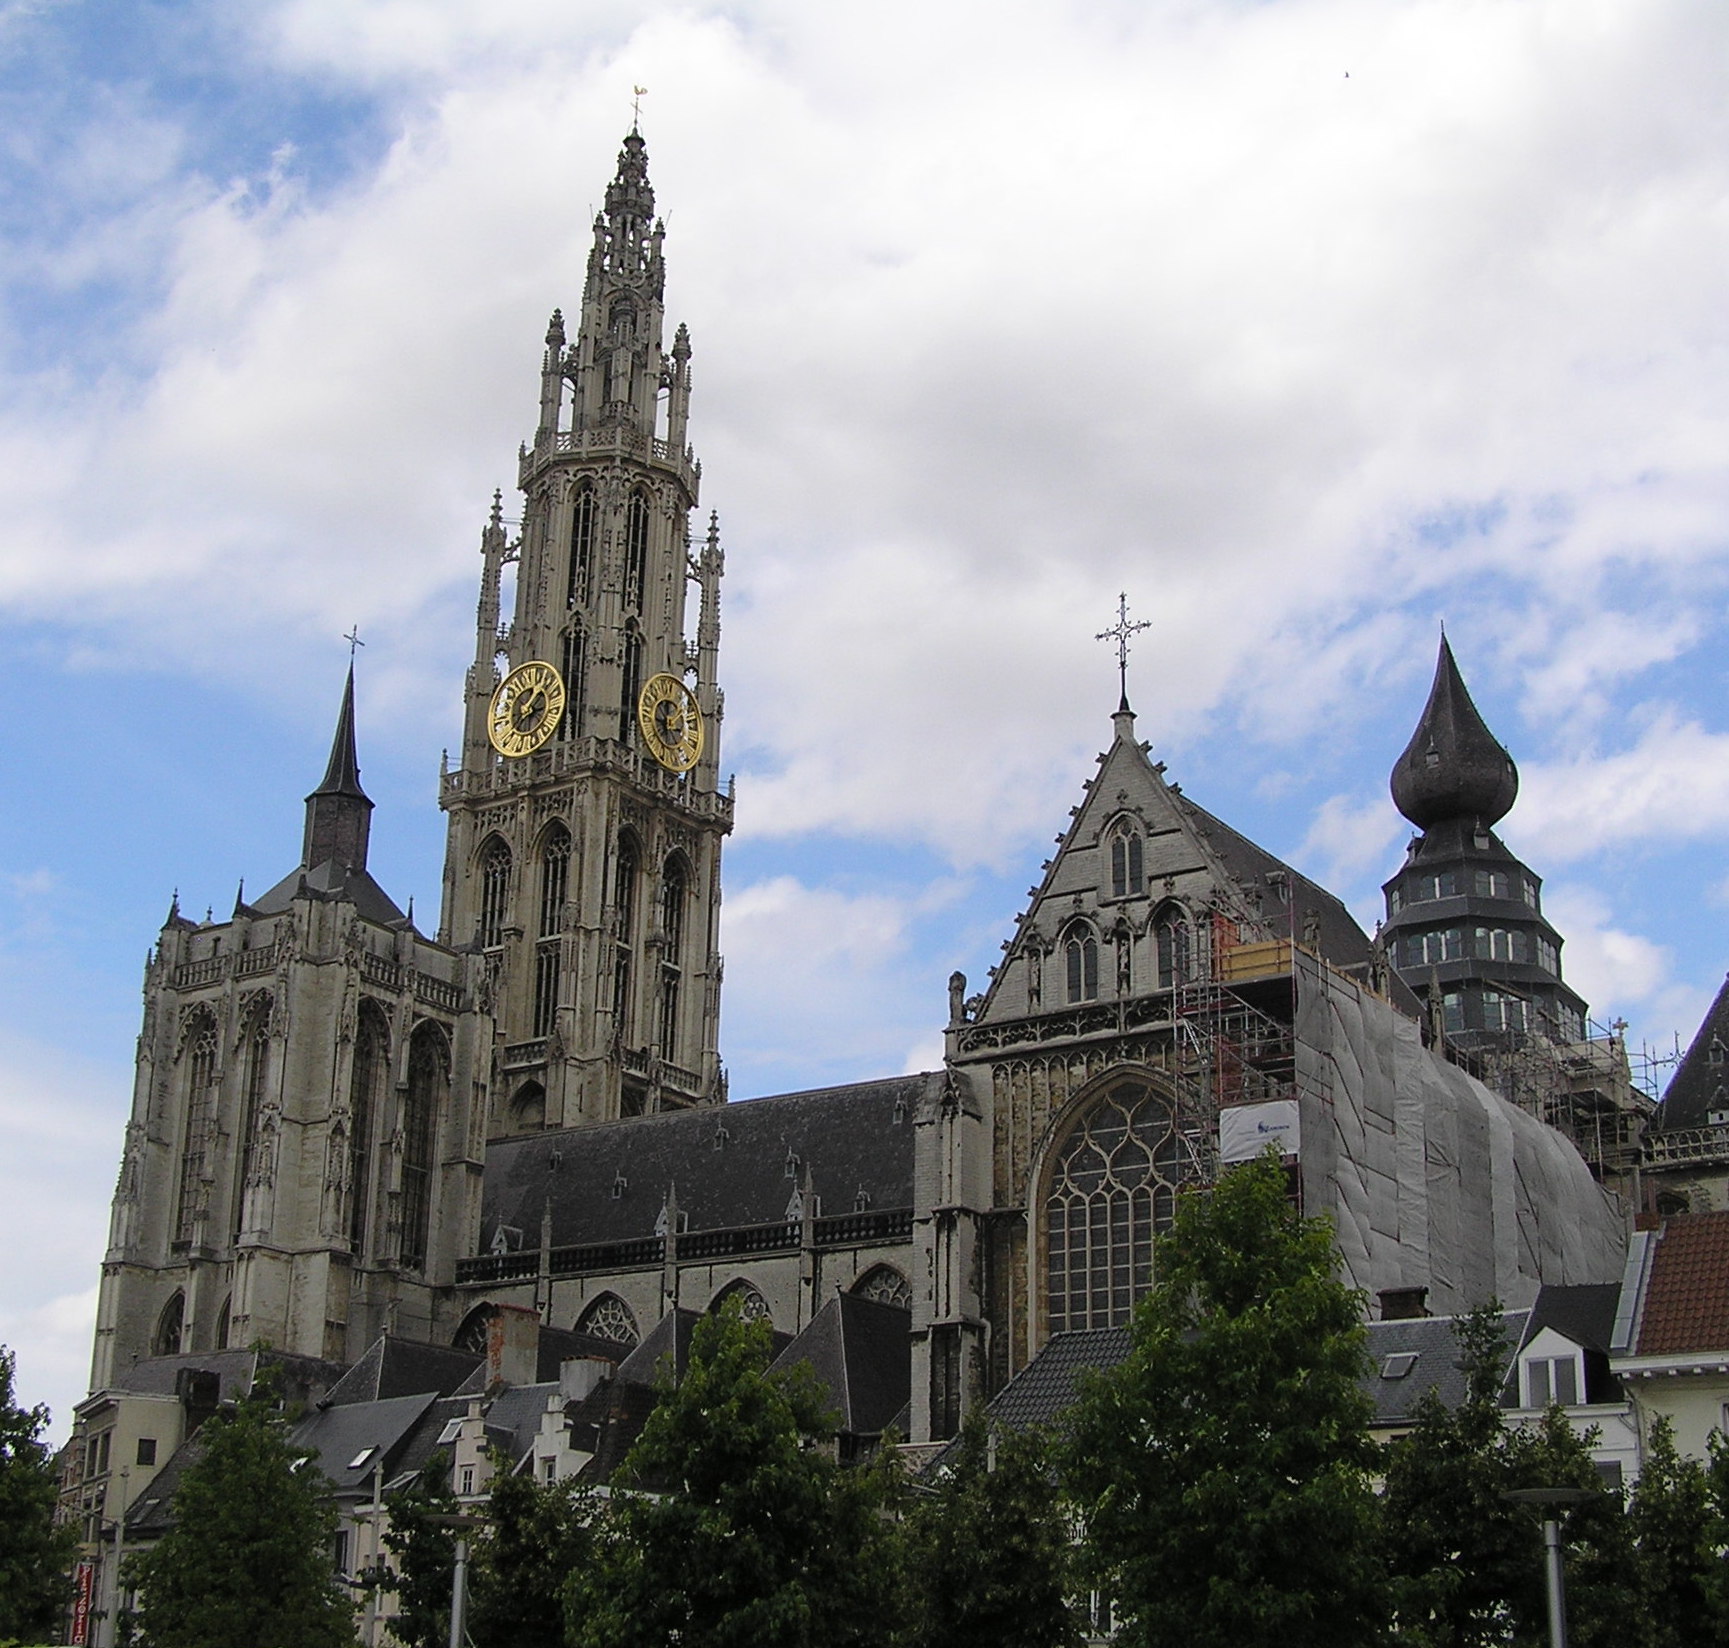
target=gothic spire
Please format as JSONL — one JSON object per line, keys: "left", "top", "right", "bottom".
{"left": 302, "top": 665, "right": 373, "bottom": 872}
{"left": 1390, "top": 637, "right": 1518, "bottom": 830}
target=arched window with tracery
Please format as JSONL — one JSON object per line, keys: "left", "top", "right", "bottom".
{"left": 1154, "top": 905, "right": 1192, "bottom": 989}
{"left": 538, "top": 827, "right": 572, "bottom": 937}
{"left": 348, "top": 1003, "right": 388, "bottom": 1255}
{"left": 154, "top": 1292, "right": 185, "bottom": 1357}
{"left": 399, "top": 1024, "right": 447, "bottom": 1272}
{"left": 453, "top": 1304, "right": 495, "bottom": 1355}
{"left": 576, "top": 1293, "right": 640, "bottom": 1346}
{"left": 1063, "top": 922, "right": 1100, "bottom": 1004}
{"left": 1109, "top": 823, "right": 1145, "bottom": 899}
{"left": 1043, "top": 1075, "right": 1199, "bottom": 1336}
{"left": 657, "top": 854, "right": 687, "bottom": 1056}
{"left": 478, "top": 837, "right": 512, "bottom": 949}
{"left": 851, "top": 1265, "right": 912, "bottom": 1311}
{"left": 612, "top": 835, "right": 639, "bottom": 1035}
{"left": 567, "top": 482, "right": 595, "bottom": 609}
{"left": 624, "top": 488, "right": 649, "bottom": 613}
{"left": 175, "top": 1015, "right": 219, "bottom": 1245}
{"left": 232, "top": 999, "right": 272, "bottom": 1241}
{"left": 710, "top": 1279, "right": 771, "bottom": 1324}
{"left": 215, "top": 1294, "right": 232, "bottom": 1351}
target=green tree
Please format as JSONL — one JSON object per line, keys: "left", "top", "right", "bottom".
{"left": 468, "top": 1460, "right": 591, "bottom": 1648}
{"left": 567, "top": 1301, "right": 905, "bottom": 1648}
{"left": 1381, "top": 1303, "right": 1542, "bottom": 1645}
{"left": 373, "top": 1453, "right": 456, "bottom": 1648}
{"left": 1063, "top": 1152, "right": 1384, "bottom": 1648}
{"left": 0, "top": 1345, "right": 75, "bottom": 1643}
{"left": 904, "top": 1409, "right": 1078, "bottom": 1648}
{"left": 125, "top": 1384, "right": 354, "bottom": 1648}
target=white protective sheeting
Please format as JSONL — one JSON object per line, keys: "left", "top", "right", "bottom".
{"left": 1292, "top": 953, "right": 1625, "bottom": 1314}
{"left": 1219, "top": 1099, "right": 1301, "bottom": 1163}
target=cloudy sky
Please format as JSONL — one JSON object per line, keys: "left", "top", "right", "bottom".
{"left": 2, "top": 0, "right": 1727, "bottom": 1433}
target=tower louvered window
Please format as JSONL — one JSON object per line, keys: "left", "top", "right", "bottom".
{"left": 624, "top": 489, "right": 649, "bottom": 613}
{"left": 232, "top": 1005, "right": 271, "bottom": 1241}
{"left": 399, "top": 1027, "right": 445, "bottom": 1272}
{"left": 620, "top": 625, "right": 644, "bottom": 742}
{"left": 533, "top": 944, "right": 561, "bottom": 1039}
{"left": 348, "top": 1007, "right": 386, "bottom": 1254}
{"left": 478, "top": 839, "right": 511, "bottom": 949}
{"left": 539, "top": 828, "right": 572, "bottom": 936}
{"left": 1045, "top": 1078, "right": 1196, "bottom": 1336}
{"left": 174, "top": 1021, "right": 218, "bottom": 1245}
{"left": 568, "top": 483, "right": 595, "bottom": 608}
{"left": 613, "top": 836, "right": 638, "bottom": 1035}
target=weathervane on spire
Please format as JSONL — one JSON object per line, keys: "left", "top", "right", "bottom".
{"left": 631, "top": 85, "right": 648, "bottom": 132}
{"left": 1096, "top": 593, "right": 1151, "bottom": 709}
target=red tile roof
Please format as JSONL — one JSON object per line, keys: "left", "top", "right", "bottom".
{"left": 1637, "top": 1211, "right": 1729, "bottom": 1356}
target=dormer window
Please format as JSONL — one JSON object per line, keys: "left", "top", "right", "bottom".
{"left": 1520, "top": 1329, "right": 1585, "bottom": 1408}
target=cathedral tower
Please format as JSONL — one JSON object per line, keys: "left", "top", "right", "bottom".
{"left": 438, "top": 130, "right": 729, "bottom": 1134}
{"left": 93, "top": 674, "right": 489, "bottom": 1381}
{"left": 1381, "top": 637, "right": 1587, "bottom": 1048}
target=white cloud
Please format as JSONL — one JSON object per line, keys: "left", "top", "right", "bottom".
{"left": 1542, "top": 885, "right": 1670, "bottom": 1016}
{"left": 1296, "top": 790, "right": 1405, "bottom": 896}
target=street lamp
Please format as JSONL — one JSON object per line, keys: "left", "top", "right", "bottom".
{"left": 1502, "top": 1486, "right": 1599, "bottom": 1648}
{"left": 426, "top": 1513, "right": 487, "bottom": 1648}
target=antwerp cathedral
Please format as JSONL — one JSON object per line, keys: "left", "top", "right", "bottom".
{"left": 85, "top": 129, "right": 1641, "bottom": 1460}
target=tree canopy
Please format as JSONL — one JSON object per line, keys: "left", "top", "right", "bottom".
{"left": 1064, "top": 1152, "right": 1384, "bottom": 1648}
{"left": 126, "top": 1382, "right": 354, "bottom": 1648}
{"left": 0, "top": 1344, "right": 75, "bottom": 1644}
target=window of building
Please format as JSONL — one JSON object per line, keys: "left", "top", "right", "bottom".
{"left": 1154, "top": 908, "right": 1191, "bottom": 990}
{"left": 478, "top": 838, "right": 512, "bottom": 949}
{"left": 460, "top": 1466, "right": 475, "bottom": 1498}
{"left": 710, "top": 1279, "right": 771, "bottom": 1323}
{"left": 1413, "top": 871, "right": 1459, "bottom": 902}
{"left": 137, "top": 1437, "right": 157, "bottom": 1467}
{"left": 543, "top": 1457, "right": 556, "bottom": 1483}
{"left": 1441, "top": 992, "right": 1464, "bottom": 1034}
{"left": 1482, "top": 990, "right": 1530, "bottom": 1034}
{"left": 1524, "top": 1353, "right": 1580, "bottom": 1408}
{"left": 1063, "top": 925, "right": 1100, "bottom": 1004}
{"left": 532, "top": 943, "right": 561, "bottom": 1039}
{"left": 233, "top": 1001, "right": 271, "bottom": 1240}
{"left": 1522, "top": 878, "right": 1539, "bottom": 909}
{"left": 624, "top": 489, "right": 649, "bottom": 613}
{"left": 1473, "top": 927, "right": 1528, "bottom": 964}
{"left": 332, "top": 1529, "right": 351, "bottom": 1575}
{"left": 575, "top": 1293, "right": 639, "bottom": 1346}
{"left": 1109, "top": 826, "right": 1144, "bottom": 899}
{"left": 399, "top": 1027, "right": 447, "bottom": 1271}
{"left": 560, "top": 622, "right": 586, "bottom": 741}
{"left": 154, "top": 1292, "right": 185, "bottom": 1357}
{"left": 174, "top": 1020, "right": 219, "bottom": 1244}
{"left": 851, "top": 1265, "right": 912, "bottom": 1311}
{"left": 1536, "top": 936, "right": 1558, "bottom": 974}
{"left": 539, "top": 827, "right": 571, "bottom": 937}
{"left": 1044, "top": 1077, "right": 1195, "bottom": 1335}
{"left": 1403, "top": 928, "right": 1463, "bottom": 969}
{"left": 567, "top": 482, "right": 595, "bottom": 608}
{"left": 348, "top": 1006, "right": 387, "bottom": 1256}
{"left": 620, "top": 624, "right": 644, "bottom": 741}
{"left": 660, "top": 856, "right": 687, "bottom": 961}
{"left": 1474, "top": 869, "right": 1511, "bottom": 899}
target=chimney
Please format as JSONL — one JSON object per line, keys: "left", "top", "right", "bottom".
{"left": 175, "top": 1368, "right": 221, "bottom": 1433}
{"left": 1378, "top": 1286, "right": 1430, "bottom": 1322}
{"left": 558, "top": 1356, "right": 614, "bottom": 1404}
{"left": 486, "top": 1304, "right": 541, "bottom": 1389}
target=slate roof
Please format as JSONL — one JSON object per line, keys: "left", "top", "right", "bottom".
{"left": 321, "top": 1336, "right": 482, "bottom": 1406}
{"left": 291, "top": 1392, "right": 436, "bottom": 1498}
{"left": 99, "top": 1348, "right": 346, "bottom": 1409}
{"left": 616, "top": 1308, "right": 702, "bottom": 1386}
{"left": 982, "top": 1327, "right": 1132, "bottom": 1433}
{"left": 480, "top": 1075, "right": 924, "bottom": 1251}
{"left": 1634, "top": 1211, "right": 1729, "bottom": 1355}
{"left": 1653, "top": 976, "right": 1729, "bottom": 1132}
{"left": 1390, "top": 637, "right": 1519, "bottom": 830}
{"left": 769, "top": 1294, "right": 911, "bottom": 1437}
{"left": 250, "top": 860, "right": 407, "bottom": 926}
{"left": 125, "top": 1433, "right": 206, "bottom": 1539}
{"left": 1361, "top": 1311, "right": 1527, "bottom": 1426}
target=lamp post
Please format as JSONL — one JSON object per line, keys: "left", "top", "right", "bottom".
{"left": 1503, "top": 1486, "right": 1599, "bottom": 1648}
{"left": 426, "top": 1512, "right": 486, "bottom": 1648}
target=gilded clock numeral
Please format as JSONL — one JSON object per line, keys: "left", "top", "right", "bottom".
{"left": 488, "top": 661, "right": 567, "bottom": 757}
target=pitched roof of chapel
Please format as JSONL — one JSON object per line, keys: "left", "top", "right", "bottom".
{"left": 480, "top": 1074, "right": 927, "bottom": 1253}
{"left": 770, "top": 1293, "right": 912, "bottom": 1437}
{"left": 321, "top": 1336, "right": 482, "bottom": 1406}
{"left": 1652, "top": 975, "right": 1729, "bottom": 1133}
{"left": 250, "top": 859, "right": 407, "bottom": 926}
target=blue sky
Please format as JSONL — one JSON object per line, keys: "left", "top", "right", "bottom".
{"left": 3, "top": 0, "right": 1728, "bottom": 1435}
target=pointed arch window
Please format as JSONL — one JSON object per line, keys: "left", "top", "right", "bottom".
{"left": 624, "top": 489, "right": 649, "bottom": 614}
{"left": 533, "top": 944, "right": 561, "bottom": 1038}
{"left": 560, "top": 622, "right": 586, "bottom": 742}
{"left": 710, "top": 1279, "right": 771, "bottom": 1324}
{"left": 1155, "top": 906, "right": 1192, "bottom": 990}
{"left": 1044, "top": 1077, "right": 1196, "bottom": 1336}
{"left": 400, "top": 1025, "right": 446, "bottom": 1272}
{"left": 1109, "top": 824, "right": 1145, "bottom": 899}
{"left": 154, "top": 1292, "right": 185, "bottom": 1357}
{"left": 348, "top": 1004, "right": 388, "bottom": 1255}
{"left": 539, "top": 827, "right": 572, "bottom": 938}
{"left": 852, "top": 1265, "right": 912, "bottom": 1311}
{"left": 478, "top": 838, "right": 512, "bottom": 949}
{"left": 613, "top": 835, "right": 639, "bottom": 1036}
{"left": 232, "top": 1001, "right": 272, "bottom": 1241}
{"left": 620, "top": 624, "right": 644, "bottom": 742}
{"left": 1064, "top": 923, "right": 1100, "bottom": 1004}
{"left": 567, "top": 482, "right": 595, "bottom": 609}
{"left": 576, "top": 1293, "right": 639, "bottom": 1346}
{"left": 175, "top": 1018, "right": 219, "bottom": 1245}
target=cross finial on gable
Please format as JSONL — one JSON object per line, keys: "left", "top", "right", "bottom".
{"left": 1095, "top": 592, "right": 1151, "bottom": 711}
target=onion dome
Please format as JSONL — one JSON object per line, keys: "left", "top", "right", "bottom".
{"left": 1390, "top": 638, "right": 1518, "bottom": 830}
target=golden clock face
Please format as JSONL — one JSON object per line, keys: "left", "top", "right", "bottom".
{"left": 637, "top": 673, "right": 704, "bottom": 773}
{"left": 488, "top": 661, "right": 566, "bottom": 758}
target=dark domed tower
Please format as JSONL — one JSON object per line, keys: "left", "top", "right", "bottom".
{"left": 1381, "top": 638, "right": 1587, "bottom": 1049}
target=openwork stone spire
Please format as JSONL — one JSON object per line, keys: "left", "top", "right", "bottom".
{"left": 1390, "top": 637, "right": 1518, "bottom": 830}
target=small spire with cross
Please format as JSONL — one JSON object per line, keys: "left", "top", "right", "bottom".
{"left": 344, "top": 625, "right": 365, "bottom": 664}
{"left": 1096, "top": 593, "right": 1151, "bottom": 712}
